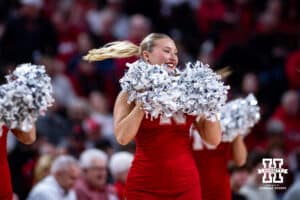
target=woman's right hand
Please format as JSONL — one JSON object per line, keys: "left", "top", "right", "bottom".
{"left": 134, "top": 101, "right": 144, "bottom": 112}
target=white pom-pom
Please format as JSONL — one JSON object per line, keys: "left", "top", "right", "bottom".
{"left": 220, "top": 94, "right": 260, "bottom": 142}
{"left": 119, "top": 60, "right": 229, "bottom": 123}
{"left": 178, "top": 61, "right": 230, "bottom": 121}
{"left": 120, "top": 60, "right": 181, "bottom": 120}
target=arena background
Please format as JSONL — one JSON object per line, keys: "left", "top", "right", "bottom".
{"left": 0, "top": 0, "right": 300, "bottom": 199}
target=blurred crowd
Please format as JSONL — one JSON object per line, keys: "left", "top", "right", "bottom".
{"left": 1, "top": 0, "right": 300, "bottom": 199}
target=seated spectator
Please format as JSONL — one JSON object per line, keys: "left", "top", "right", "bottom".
{"left": 283, "top": 149, "right": 300, "bottom": 200}
{"left": 229, "top": 163, "right": 248, "bottom": 200}
{"left": 38, "top": 56, "right": 77, "bottom": 108}
{"left": 88, "top": 91, "right": 115, "bottom": 146}
{"left": 240, "top": 151, "right": 276, "bottom": 200}
{"left": 285, "top": 50, "right": 300, "bottom": 89}
{"left": 271, "top": 90, "right": 300, "bottom": 153}
{"left": 0, "top": 0, "right": 57, "bottom": 63}
{"left": 74, "top": 149, "right": 117, "bottom": 200}
{"left": 109, "top": 151, "right": 133, "bottom": 200}
{"left": 27, "top": 155, "right": 80, "bottom": 200}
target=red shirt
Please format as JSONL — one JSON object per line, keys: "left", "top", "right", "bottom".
{"left": 285, "top": 51, "right": 300, "bottom": 89}
{"left": 272, "top": 106, "right": 300, "bottom": 153}
{"left": 74, "top": 178, "right": 117, "bottom": 200}
{"left": 0, "top": 126, "right": 13, "bottom": 200}
{"left": 125, "top": 116, "right": 201, "bottom": 199}
{"left": 114, "top": 181, "right": 125, "bottom": 200}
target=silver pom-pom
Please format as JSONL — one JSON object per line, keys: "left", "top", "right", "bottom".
{"left": 120, "top": 60, "right": 229, "bottom": 122}
{"left": 220, "top": 94, "right": 260, "bottom": 142}
{"left": 178, "top": 61, "right": 229, "bottom": 121}
{"left": 120, "top": 60, "right": 181, "bottom": 119}
{"left": 0, "top": 63, "right": 54, "bottom": 134}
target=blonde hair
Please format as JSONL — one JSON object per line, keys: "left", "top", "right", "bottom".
{"left": 34, "top": 155, "right": 54, "bottom": 184}
{"left": 216, "top": 66, "right": 232, "bottom": 79}
{"left": 83, "top": 33, "right": 170, "bottom": 61}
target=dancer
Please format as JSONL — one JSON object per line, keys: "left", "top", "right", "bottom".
{"left": 84, "top": 33, "right": 222, "bottom": 199}
{"left": 191, "top": 94, "right": 260, "bottom": 200}
{"left": 0, "top": 125, "right": 36, "bottom": 200}
{"left": 192, "top": 130, "right": 247, "bottom": 200}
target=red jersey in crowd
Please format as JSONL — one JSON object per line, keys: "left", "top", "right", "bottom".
{"left": 272, "top": 106, "right": 300, "bottom": 153}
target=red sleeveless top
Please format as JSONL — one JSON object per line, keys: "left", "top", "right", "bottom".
{"left": 193, "top": 142, "right": 232, "bottom": 200}
{"left": 0, "top": 126, "right": 13, "bottom": 200}
{"left": 125, "top": 116, "right": 200, "bottom": 197}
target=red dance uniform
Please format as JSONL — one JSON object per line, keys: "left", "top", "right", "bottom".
{"left": 192, "top": 132, "right": 232, "bottom": 200}
{"left": 125, "top": 116, "right": 202, "bottom": 200}
{"left": 0, "top": 126, "right": 13, "bottom": 200}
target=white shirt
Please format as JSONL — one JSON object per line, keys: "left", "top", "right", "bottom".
{"left": 91, "top": 113, "right": 114, "bottom": 138}
{"left": 27, "top": 176, "right": 76, "bottom": 200}
{"left": 283, "top": 174, "right": 300, "bottom": 200}
{"left": 239, "top": 176, "right": 276, "bottom": 200}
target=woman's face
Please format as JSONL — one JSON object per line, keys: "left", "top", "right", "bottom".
{"left": 143, "top": 38, "right": 178, "bottom": 70}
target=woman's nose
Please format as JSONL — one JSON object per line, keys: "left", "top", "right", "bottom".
{"left": 170, "top": 53, "right": 177, "bottom": 61}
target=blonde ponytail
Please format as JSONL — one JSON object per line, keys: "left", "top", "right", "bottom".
{"left": 83, "top": 41, "right": 140, "bottom": 61}
{"left": 216, "top": 66, "right": 232, "bottom": 79}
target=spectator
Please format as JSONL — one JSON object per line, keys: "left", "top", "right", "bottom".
{"left": 74, "top": 149, "right": 117, "bottom": 200}
{"left": 39, "top": 56, "right": 77, "bottom": 108}
{"left": 271, "top": 90, "right": 300, "bottom": 153}
{"left": 88, "top": 91, "right": 114, "bottom": 141}
{"left": 239, "top": 151, "right": 276, "bottom": 200}
{"left": 33, "top": 154, "right": 54, "bottom": 185}
{"left": 27, "top": 155, "right": 80, "bottom": 200}
{"left": 229, "top": 164, "right": 248, "bottom": 200}
{"left": 109, "top": 151, "right": 133, "bottom": 200}
{"left": 0, "top": 0, "right": 57, "bottom": 63}
{"left": 283, "top": 149, "right": 300, "bottom": 200}
{"left": 115, "top": 14, "right": 151, "bottom": 80}
{"left": 285, "top": 50, "right": 300, "bottom": 89}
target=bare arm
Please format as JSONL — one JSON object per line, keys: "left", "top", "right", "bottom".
{"left": 113, "top": 91, "right": 145, "bottom": 145}
{"left": 11, "top": 124, "right": 36, "bottom": 145}
{"left": 193, "top": 115, "right": 221, "bottom": 146}
{"left": 231, "top": 135, "right": 247, "bottom": 166}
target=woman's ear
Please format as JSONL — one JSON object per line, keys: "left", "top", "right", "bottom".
{"left": 142, "top": 50, "right": 150, "bottom": 62}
